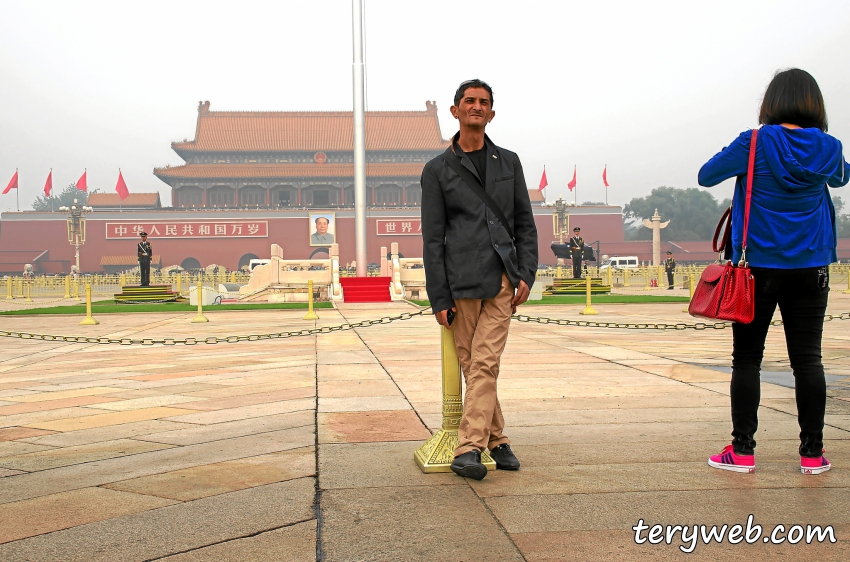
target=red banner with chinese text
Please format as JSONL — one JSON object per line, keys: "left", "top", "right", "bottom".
{"left": 105, "top": 221, "right": 268, "bottom": 239}
{"left": 375, "top": 220, "right": 421, "bottom": 236}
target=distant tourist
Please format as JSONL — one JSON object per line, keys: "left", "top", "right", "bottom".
{"left": 421, "top": 79, "right": 538, "bottom": 480}
{"left": 699, "top": 68, "right": 848, "bottom": 475}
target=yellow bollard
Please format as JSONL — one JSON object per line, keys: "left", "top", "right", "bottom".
{"left": 415, "top": 326, "right": 496, "bottom": 472}
{"left": 624, "top": 268, "right": 631, "bottom": 287}
{"left": 16, "top": 278, "right": 23, "bottom": 298}
{"left": 79, "top": 284, "right": 99, "bottom": 326}
{"left": 64, "top": 275, "right": 70, "bottom": 299}
{"left": 643, "top": 268, "right": 650, "bottom": 291}
{"left": 5, "top": 276, "right": 12, "bottom": 300}
{"left": 25, "top": 280, "right": 32, "bottom": 302}
{"left": 176, "top": 274, "right": 182, "bottom": 297}
{"left": 191, "top": 280, "right": 209, "bottom": 323}
{"left": 684, "top": 272, "right": 697, "bottom": 313}
{"left": 607, "top": 266, "right": 614, "bottom": 288}
{"left": 844, "top": 265, "right": 850, "bottom": 294}
{"left": 303, "top": 279, "right": 319, "bottom": 320}
{"left": 580, "top": 272, "right": 598, "bottom": 315}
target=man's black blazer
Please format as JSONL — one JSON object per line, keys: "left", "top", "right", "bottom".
{"left": 421, "top": 133, "right": 538, "bottom": 313}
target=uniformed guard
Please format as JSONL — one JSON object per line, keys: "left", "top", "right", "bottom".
{"left": 569, "top": 227, "right": 584, "bottom": 279}
{"left": 665, "top": 251, "right": 676, "bottom": 290}
{"left": 137, "top": 232, "right": 152, "bottom": 287}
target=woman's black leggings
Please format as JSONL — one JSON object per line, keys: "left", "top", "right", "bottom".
{"left": 730, "top": 266, "right": 829, "bottom": 458}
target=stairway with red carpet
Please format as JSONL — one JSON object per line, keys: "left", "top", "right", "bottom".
{"left": 339, "top": 276, "right": 392, "bottom": 303}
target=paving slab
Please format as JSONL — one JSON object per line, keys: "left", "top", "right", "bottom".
{"left": 0, "top": 478, "right": 316, "bottom": 561}
{"left": 104, "top": 446, "right": 315, "bottom": 501}
{"left": 318, "top": 410, "right": 430, "bottom": 444}
{"left": 0, "top": 487, "right": 176, "bottom": 544}
{"left": 320, "top": 485, "right": 523, "bottom": 562}
{"left": 137, "top": 410, "right": 314, "bottom": 446}
{"left": 0, "top": 438, "right": 174, "bottom": 472}
{"left": 159, "top": 520, "right": 317, "bottom": 562}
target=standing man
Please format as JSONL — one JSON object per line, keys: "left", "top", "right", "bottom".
{"left": 137, "top": 232, "right": 152, "bottom": 287}
{"left": 665, "top": 251, "right": 677, "bottom": 290}
{"left": 570, "top": 227, "right": 584, "bottom": 279}
{"left": 421, "top": 79, "right": 538, "bottom": 480}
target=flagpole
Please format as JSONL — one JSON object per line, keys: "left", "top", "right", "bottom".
{"left": 16, "top": 169, "right": 19, "bottom": 212}
{"left": 605, "top": 164, "right": 608, "bottom": 206}
{"left": 119, "top": 168, "right": 122, "bottom": 213}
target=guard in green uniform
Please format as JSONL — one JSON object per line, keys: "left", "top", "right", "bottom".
{"left": 138, "top": 232, "right": 152, "bottom": 287}
{"left": 665, "top": 251, "right": 676, "bottom": 290}
{"left": 569, "top": 227, "right": 584, "bottom": 279}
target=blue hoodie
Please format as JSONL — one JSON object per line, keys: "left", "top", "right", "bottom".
{"left": 699, "top": 125, "right": 848, "bottom": 268}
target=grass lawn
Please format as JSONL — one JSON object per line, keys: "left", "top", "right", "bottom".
{"left": 0, "top": 300, "right": 334, "bottom": 316}
{"left": 410, "top": 294, "right": 690, "bottom": 308}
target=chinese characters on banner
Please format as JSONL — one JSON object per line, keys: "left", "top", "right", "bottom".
{"left": 375, "top": 219, "right": 421, "bottom": 236}
{"left": 106, "top": 221, "right": 268, "bottom": 239}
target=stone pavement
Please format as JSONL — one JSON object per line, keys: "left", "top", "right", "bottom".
{"left": 0, "top": 294, "right": 849, "bottom": 561}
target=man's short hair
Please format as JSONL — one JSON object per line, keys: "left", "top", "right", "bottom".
{"left": 454, "top": 79, "right": 494, "bottom": 107}
{"left": 573, "top": 227, "right": 580, "bottom": 231}
{"left": 666, "top": 251, "right": 672, "bottom": 254}
{"left": 315, "top": 217, "right": 329, "bottom": 224}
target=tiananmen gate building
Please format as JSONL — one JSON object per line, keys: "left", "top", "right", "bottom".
{"left": 0, "top": 101, "right": 636, "bottom": 275}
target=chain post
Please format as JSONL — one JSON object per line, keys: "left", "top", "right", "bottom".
{"left": 580, "top": 272, "right": 598, "bottom": 315}
{"left": 79, "top": 284, "right": 99, "bottom": 326}
{"left": 191, "top": 279, "right": 209, "bottom": 323}
{"left": 63, "top": 275, "right": 70, "bottom": 299}
{"left": 176, "top": 273, "right": 182, "bottom": 297}
{"left": 844, "top": 264, "right": 850, "bottom": 294}
{"left": 25, "top": 279, "right": 32, "bottom": 302}
{"left": 683, "top": 271, "right": 696, "bottom": 313}
{"left": 415, "top": 326, "right": 496, "bottom": 473}
{"left": 303, "top": 279, "right": 319, "bottom": 320}
{"left": 624, "top": 268, "right": 630, "bottom": 287}
{"left": 643, "top": 267, "right": 650, "bottom": 291}
{"left": 5, "top": 276, "right": 12, "bottom": 300}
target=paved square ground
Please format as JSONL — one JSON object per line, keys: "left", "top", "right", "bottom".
{"left": 1, "top": 294, "right": 849, "bottom": 560}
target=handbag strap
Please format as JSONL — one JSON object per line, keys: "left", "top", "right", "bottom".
{"left": 740, "top": 129, "right": 758, "bottom": 263}
{"left": 712, "top": 206, "right": 732, "bottom": 254}
{"left": 441, "top": 147, "right": 515, "bottom": 240}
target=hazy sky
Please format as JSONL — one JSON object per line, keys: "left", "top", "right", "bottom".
{"left": 2, "top": 0, "right": 849, "bottom": 213}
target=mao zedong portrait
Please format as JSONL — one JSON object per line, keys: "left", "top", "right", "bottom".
{"left": 310, "top": 215, "right": 335, "bottom": 245}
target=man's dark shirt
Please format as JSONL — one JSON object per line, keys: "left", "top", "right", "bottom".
{"left": 466, "top": 146, "right": 487, "bottom": 188}
{"left": 421, "top": 133, "right": 538, "bottom": 313}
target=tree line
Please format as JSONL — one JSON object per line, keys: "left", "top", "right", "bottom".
{"left": 622, "top": 187, "right": 850, "bottom": 240}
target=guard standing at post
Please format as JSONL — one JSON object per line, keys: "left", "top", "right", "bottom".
{"left": 137, "top": 232, "right": 152, "bottom": 287}
{"left": 569, "top": 227, "right": 584, "bottom": 279}
{"left": 665, "top": 251, "right": 676, "bottom": 290}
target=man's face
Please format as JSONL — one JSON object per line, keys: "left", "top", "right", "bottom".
{"left": 450, "top": 87, "right": 495, "bottom": 130}
{"left": 316, "top": 218, "right": 329, "bottom": 235}
{"left": 141, "top": 236, "right": 147, "bottom": 242}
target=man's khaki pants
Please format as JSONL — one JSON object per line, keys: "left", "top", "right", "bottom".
{"left": 452, "top": 273, "right": 513, "bottom": 457}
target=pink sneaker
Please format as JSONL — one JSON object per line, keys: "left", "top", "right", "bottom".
{"left": 708, "top": 444, "right": 755, "bottom": 473}
{"left": 801, "top": 450, "right": 831, "bottom": 475}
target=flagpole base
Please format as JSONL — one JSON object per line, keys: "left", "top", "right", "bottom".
{"left": 191, "top": 313, "right": 209, "bottom": 323}
{"left": 79, "top": 317, "right": 99, "bottom": 326}
{"left": 414, "top": 429, "right": 496, "bottom": 473}
{"left": 579, "top": 306, "right": 598, "bottom": 315}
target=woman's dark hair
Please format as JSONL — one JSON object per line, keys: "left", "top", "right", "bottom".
{"left": 453, "top": 79, "right": 493, "bottom": 107}
{"left": 759, "top": 68, "right": 827, "bottom": 131}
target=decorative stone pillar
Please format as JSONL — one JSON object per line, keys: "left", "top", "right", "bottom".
{"left": 641, "top": 209, "right": 670, "bottom": 266}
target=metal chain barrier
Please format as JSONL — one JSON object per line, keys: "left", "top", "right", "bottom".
{"left": 511, "top": 311, "right": 850, "bottom": 330}
{"left": 0, "top": 309, "right": 430, "bottom": 346}
{"left": 0, "top": 296, "right": 75, "bottom": 306}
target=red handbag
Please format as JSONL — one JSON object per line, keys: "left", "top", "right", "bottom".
{"left": 688, "top": 129, "right": 758, "bottom": 324}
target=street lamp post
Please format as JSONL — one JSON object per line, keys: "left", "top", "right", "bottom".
{"left": 59, "top": 199, "right": 93, "bottom": 275}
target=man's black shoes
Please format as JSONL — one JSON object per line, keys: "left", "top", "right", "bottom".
{"left": 450, "top": 450, "right": 487, "bottom": 480}
{"left": 490, "top": 444, "right": 520, "bottom": 470}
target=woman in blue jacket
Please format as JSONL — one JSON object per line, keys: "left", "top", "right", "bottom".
{"left": 699, "top": 68, "right": 847, "bottom": 475}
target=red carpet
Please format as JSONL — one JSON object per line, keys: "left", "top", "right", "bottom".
{"left": 339, "top": 277, "right": 392, "bottom": 303}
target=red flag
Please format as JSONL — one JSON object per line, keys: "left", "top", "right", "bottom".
{"left": 115, "top": 170, "right": 129, "bottom": 200}
{"left": 538, "top": 167, "right": 548, "bottom": 191}
{"left": 44, "top": 170, "right": 53, "bottom": 197}
{"left": 567, "top": 166, "right": 576, "bottom": 192}
{"left": 602, "top": 166, "right": 609, "bottom": 187}
{"left": 76, "top": 170, "right": 87, "bottom": 192}
{"left": 3, "top": 171, "right": 18, "bottom": 195}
